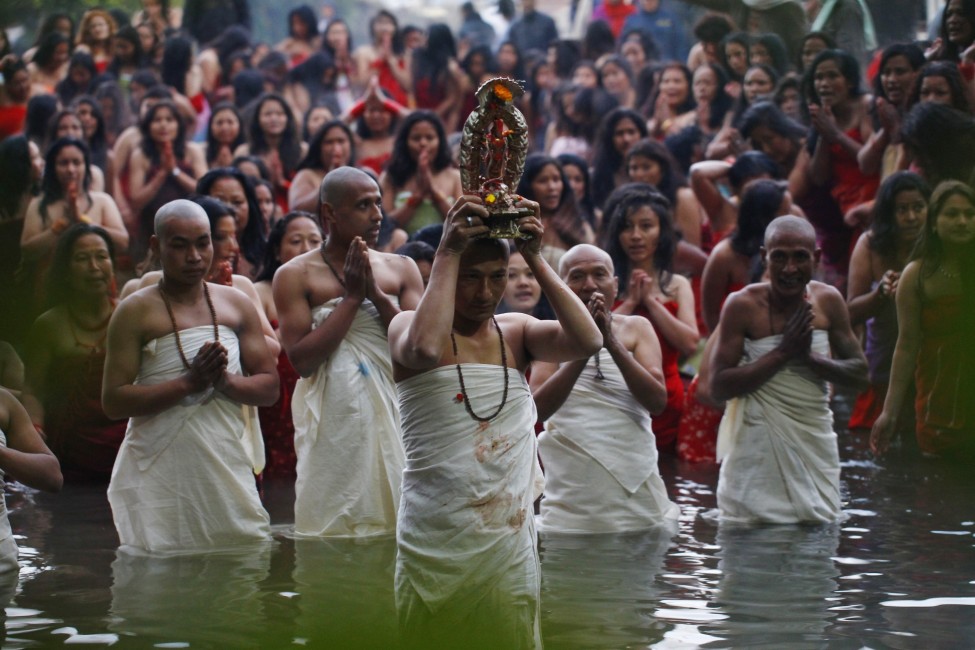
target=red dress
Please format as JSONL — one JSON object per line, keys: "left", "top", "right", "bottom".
{"left": 915, "top": 294, "right": 973, "bottom": 456}
{"left": 0, "top": 104, "right": 27, "bottom": 140}
{"left": 257, "top": 328, "right": 300, "bottom": 479}
{"left": 44, "top": 351, "right": 127, "bottom": 482}
{"left": 676, "top": 282, "right": 745, "bottom": 463}
{"left": 627, "top": 300, "right": 685, "bottom": 454}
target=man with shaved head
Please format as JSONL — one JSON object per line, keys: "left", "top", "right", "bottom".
{"left": 709, "top": 216, "right": 867, "bottom": 524}
{"left": 531, "top": 244, "right": 678, "bottom": 533}
{"left": 274, "top": 166, "right": 424, "bottom": 537}
{"left": 102, "top": 199, "right": 279, "bottom": 552}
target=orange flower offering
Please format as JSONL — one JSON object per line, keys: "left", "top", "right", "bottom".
{"left": 492, "top": 83, "right": 513, "bottom": 102}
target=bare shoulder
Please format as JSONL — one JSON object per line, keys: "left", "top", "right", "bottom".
{"left": 720, "top": 283, "right": 765, "bottom": 326}
{"left": 809, "top": 280, "right": 844, "bottom": 308}
{"left": 274, "top": 249, "right": 315, "bottom": 284}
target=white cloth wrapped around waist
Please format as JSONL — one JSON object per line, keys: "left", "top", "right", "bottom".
{"left": 292, "top": 298, "right": 404, "bottom": 538}
{"left": 0, "top": 427, "right": 18, "bottom": 574}
{"left": 108, "top": 326, "right": 270, "bottom": 552}
{"left": 395, "top": 364, "right": 541, "bottom": 613}
{"left": 546, "top": 348, "right": 657, "bottom": 493}
{"left": 540, "top": 349, "right": 679, "bottom": 534}
{"left": 121, "top": 325, "right": 264, "bottom": 473}
{"left": 716, "top": 331, "right": 841, "bottom": 524}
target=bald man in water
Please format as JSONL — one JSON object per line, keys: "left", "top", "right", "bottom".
{"left": 709, "top": 216, "right": 867, "bottom": 524}
{"left": 274, "top": 166, "right": 424, "bottom": 537}
{"left": 102, "top": 199, "right": 278, "bottom": 551}
{"left": 531, "top": 244, "right": 678, "bottom": 533}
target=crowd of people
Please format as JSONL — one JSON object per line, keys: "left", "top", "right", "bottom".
{"left": 0, "top": 0, "right": 973, "bottom": 643}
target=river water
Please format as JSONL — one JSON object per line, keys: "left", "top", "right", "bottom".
{"left": 3, "top": 428, "right": 974, "bottom": 649}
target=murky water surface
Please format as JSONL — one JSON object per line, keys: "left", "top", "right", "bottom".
{"left": 4, "top": 430, "right": 975, "bottom": 649}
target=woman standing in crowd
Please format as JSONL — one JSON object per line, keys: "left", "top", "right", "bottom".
{"left": 603, "top": 184, "right": 699, "bottom": 453}
{"left": 379, "top": 111, "right": 461, "bottom": 236}
{"left": 254, "top": 211, "right": 323, "bottom": 480}
{"left": 648, "top": 63, "right": 695, "bottom": 139}
{"left": 127, "top": 100, "right": 206, "bottom": 256}
{"left": 857, "top": 44, "right": 926, "bottom": 179}
{"left": 29, "top": 33, "right": 71, "bottom": 94}
{"left": 873, "top": 180, "right": 975, "bottom": 458}
{"left": 74, "top": 10, "right": 115, "bottom": 74}
{"left": 352, "top": 10, "right": 411, "bottom": 105}
{"left": 626, "top": 138, "right": 703, "bottom": 248}
{"left": 848, "top": 172, "right": 930, "bottom": 434}
{"left": 237, "top": 93, "right": 307, "bottom": 211}
{"left": 803, "top": 49, "right": 877, "bottom": 287}
{"left": 276, "top": 5, "right": 320, "bottom": 67}
{"left": 590, "top": 107, "right": 647, "bottom": 208}
{"left": 197, "top": 167, "right": 267, "bottom": 280}
{"left": 412, "top": 24, "right": 465, "bottom": 132}
{"left": 289, "top": 120, "right": 354, "bottom": 213}
{"left": 516, "top": 154, "right": 595, "bottom": 270}
{"left": 205, "top": 102, "right": 245, "bottom": 169}
{"left": 21, "top": 138, "right": 127, "bottom": 281}
{"left": 23, "top": 224, "right": 125, "bottom": 482}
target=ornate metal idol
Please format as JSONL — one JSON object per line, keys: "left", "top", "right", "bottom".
{"left": 459, "top": 77, "right": 533, "bottom": 239}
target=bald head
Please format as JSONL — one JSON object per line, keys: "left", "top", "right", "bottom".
{"left": 154, "top": 199, "right": 209, "bottom": 239}
{"left": 559, "top": 244, "right": 614, "bottom": 278}
{"left": 764, "top": 215, "right": 816, "bottom": 249}
{"left": 319, "top": 166, "right": 377, "bottom": 206}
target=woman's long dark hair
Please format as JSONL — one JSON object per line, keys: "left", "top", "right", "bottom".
{"left": 516, "top": 154, "right": 588, "bottom": 248}
{"left": 297, "top": 120, "right": 355, "bottom": 172}
{"left": 205, "top": 102, "right": 245, "bottom": 165}
{"left": 909, "top": 61, "right": 971, "bottom": 113}
{"left": 46, "top": 223, "right": 115, "bottom": 307}
{"left": 34, "top": 32, "right": 69, "bottom": 70}
{"left": 248, "top": 93, "right": 303, "bottom": 179}
{"left": 937, "top": 0, "right": 975, "bottom": 61}
{"left": 197, "top": 167, "right": 266, "bottom": 270}
{"left": 384, "top": 111, "right": 453, "bottom": 188}
{"left": 414, "top": 23, "right": 456, "bottom": 88}
{"left": 255, "top": 211, "right": 322, "bottom": 283}
{"left": 698, "top": 62, "right": 734, "bottom": 129}
{"left": 601, "top": 183, "right": 678, "bottom": 296}
{"left": 870, "top": 171, "right": 931, "bottom": 261}
{"left": 288, "top": 5, "right": 319, "bottom": 40}
{"left": 591, "top": 108, "right": 648, "bottom": 208}
{"left": 0, "top": 136, "right": 36, "bottom": 221}
{"left": 39, "top": 138, "right": 93, "bottom": 227}
{"left": 107, "top": 26, "right": 147, "bottom": 76}
{"left": 624, "top": 138, "right": 686, "bottom": 207}
{"left": 556, "top": 153, "right": 597, "bottom": 230}
{"left": 161, "top": 34, "right": 193, "bottom": 95}
{"left": 730, "top": 179, "right": 788, "bottom": 258}
{"left": 139, "top": 101, "right": 187, "bottom": 165}
{"left": 70, "top": 96, "right": 110, "bottom": 172}
{"left": 56, "top": 51, "right": 96, "bottom": 105}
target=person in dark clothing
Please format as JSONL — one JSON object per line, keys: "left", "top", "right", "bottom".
{"left": 507, "top": 0, "right": 559, "bottom": 57}
{"left": 183, "top": 0, "right": 251, "bottom": 47}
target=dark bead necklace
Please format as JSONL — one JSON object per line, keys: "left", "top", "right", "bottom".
{"left": 450, "top": 316, "right": 509, "bottom": 423}
{"left": 320, "top": 241, "right": 347, "bottom": 289}
{"left": 592, "top": 349, "right": 605, "bottom": 381}
{"left": 158, "top": 280, "right": 220, "bottom": 370}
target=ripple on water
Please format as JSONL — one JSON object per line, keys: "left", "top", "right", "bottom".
{"left": 882, "top": 597, "right": 975, "bottom": 608}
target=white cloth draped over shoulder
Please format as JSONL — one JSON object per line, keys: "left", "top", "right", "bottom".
{"left": 395, "top": 365, "right": 542, "bottom": 649}
{"left": 539, "top": 349, "right": 679, "bottom": 534}
{"left": 0, "top": 428, "right": 19, "bottom": 574}
{"left": 108, "top": 326, "right": 271, "bottom": 553}
{"left": 716, "top": 331, "right": 842, "bottom": 524}
{"left": 292, "top": 298, "right": 404, "bottom": 538}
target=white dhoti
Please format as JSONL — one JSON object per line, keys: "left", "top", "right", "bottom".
{"left": 539, "top": 349, "right": 679, "bottom": 534}
{"left": 292, "top": 298, "right": 404, "bottom": 537}
{"left": 108, "top": 326, "right": 271, "bottom": 553}
{"left": 0, "top": 429, "right": 19, "bottom": 574}
{"left": 395, "top": 365, "right": 542, "bottom": 650}
{"left": 716, "top": 331, "right": 841, "bottom": 524}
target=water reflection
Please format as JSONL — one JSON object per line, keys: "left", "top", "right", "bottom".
{"left": 292, "top": 535, "right": 398, "bottom": 648}
{"left": 539, "top": 526, "right": 676, "bottom": 649}
{"left": 707, "top": 523, "right": 840, "bottom": 648}
{"left": 109, "top": 543, "right": 274, "bottom": 647}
